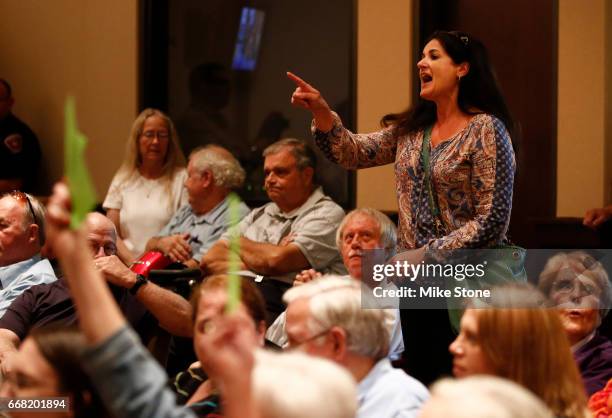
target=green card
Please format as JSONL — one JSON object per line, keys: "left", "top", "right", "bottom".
{"left": 225, "top": 192, "right": 242, "bottom": 313}
{"left": 64, "top": 97, "right": 97, "bottom": 228}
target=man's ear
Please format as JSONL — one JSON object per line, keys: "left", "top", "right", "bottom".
{"left": 329, "top": 326, "right": 348, "bottom": 361}
{"left": 201, "top": 169, "right": 213, "bottom": 188}
{"left": 301, "top": 166, "right": 314, "bottom": 186}
{"left": 27, "top": 223, "right": 39, "bottom": 245}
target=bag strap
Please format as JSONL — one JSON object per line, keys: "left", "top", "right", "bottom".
{"left": 422, "top": 127, "right": 521, "bottom": 249}
{"left": 421, "top": 126, "right": 442, "bottom": 221}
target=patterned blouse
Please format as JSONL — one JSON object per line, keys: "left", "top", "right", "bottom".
{"left": 313, "top": 113, "right": 515, "bottom": 250}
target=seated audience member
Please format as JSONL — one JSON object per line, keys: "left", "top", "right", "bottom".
{"left": 44, "top": 182, "right": 357, "bottom": 418}
{"left": 194, "top": 309, "right": 358, "bottom": 418}
{"left": 0, "top": 191, "right": 55, "bottom": 316}
{"left": 104, "top": 108, "right": 187, "bottom": 262}
{"left": 171, "top": 274, "right": 267, "bottom": 415}
{"left": 450, "top": 284, "right": 590, "bottom": 418}
{"left": 584, "top": 205, "right": 612, "bottom": 229}
{"left": 0, "top": 325, "right": 108, "bottom": 418}
{"left": 0, "top": 78, "right": 42, "bottom": 194}
{"left": 145, "top": 145, "right": 249, "bottom": 268}
{"left": 589, "top": 377, "right": 612, "bottom": 418}
{"left": 0, "top": 212, "right": 163, "bottom": 372}
{"left": 267, "top": 208, "right": 404, "bottom": 360}
{"left": 419, "top": 376, "right": 554, "bottom": 418}
{"left": 537, "top": 251, "right": 612, "bottom": 395}
{"left": 283, "top": 276, "right": 428, "bottom": 418}
{"left": 201, "top": 138, "right": 346, "bottom": 321}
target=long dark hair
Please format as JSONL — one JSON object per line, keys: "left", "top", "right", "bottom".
{"left": 30, "top": 326, "right": 109, "bottom": 418}
{"left": 381, "top": 31, "right": 516, "bottom": 144}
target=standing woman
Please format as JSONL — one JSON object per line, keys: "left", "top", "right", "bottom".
{"left": 289, "top": 30, "right": 516, "bottom": 253}
{"left": 289, "top": 30, "right": 517, "bottom": 385}
{"left": 104, "top": 109, "right": 187, "bottom": 262}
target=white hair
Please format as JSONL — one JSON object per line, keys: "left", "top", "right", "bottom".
{"left": 189, "top": 145, "right": 245, "bottom": 190}
{"left": 283, "top": 275, "right": 390, "bottom": 360}
{"left": 335, "top": 208, "right": 397, "bottom": 259}
{"left": 422, "top": 376, "right": 554, "bottom": 418}
{"left": 253, "top": 349, "right": 357, "bottom": 418}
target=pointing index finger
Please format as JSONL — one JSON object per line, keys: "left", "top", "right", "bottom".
{"left": 287, "top": 71, "right": 313, "bottom": 90}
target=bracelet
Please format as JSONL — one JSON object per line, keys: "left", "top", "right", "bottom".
{"left": 129, "top": 274, "right": 149, "bottom": 295}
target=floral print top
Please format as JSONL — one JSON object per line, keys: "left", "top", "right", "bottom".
{"left": 313, "top": 113, "right": 515, "bottom": 250}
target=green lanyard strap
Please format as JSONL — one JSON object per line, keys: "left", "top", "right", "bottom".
{"left": 421, "top": 126, "right": 444, "bottom": 235}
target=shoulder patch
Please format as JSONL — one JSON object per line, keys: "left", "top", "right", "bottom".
{"left": 4, "top": 134, "right": 23, "bottom": 154}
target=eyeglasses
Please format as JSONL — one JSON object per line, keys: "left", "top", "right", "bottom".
{"left": 8, "top": 190, "right": 37, "bottom": 226}
{"left": 140, "top": 130, "right": 170, "bottom": 140}
{"left": 287, "top": 327, "right": 331, "bottom": 350}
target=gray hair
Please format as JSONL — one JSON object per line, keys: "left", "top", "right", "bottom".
{"left": 253, "top": 349, "right": 357, "bottom": 418}
{"left": 263, "top": 138, "right": 317, "bottom": 171}
{"left": 189, "top": 145, "right": 245, "bottom": 190}
{"left": 538, "top": 251, "right": 611, "bottom": 320}
{"left": 424, "top": 376, "right": 554, "bottom": 418}
{"left": 336, "top": 208, "right": 397, "bottom": 259}
{"left": 283, "top": 276, "right": 390, "bottom": 360}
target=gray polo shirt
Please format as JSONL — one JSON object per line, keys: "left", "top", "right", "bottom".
{"left": 157, "top": 196, "right": 249, "bottom": 262}
{"left": 221, "top": 187, "right": 346, "bottom": 283}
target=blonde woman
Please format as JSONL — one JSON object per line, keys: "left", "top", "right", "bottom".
{"left": 450, "top": 287, "right": 590, "bottom": 418}
{"left": 103, "top": 109, "right": 187, "bottom": 262}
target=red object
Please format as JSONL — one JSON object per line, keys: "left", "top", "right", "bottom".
{"left": 130, "top": 251, "right": 172, "bottom": 277}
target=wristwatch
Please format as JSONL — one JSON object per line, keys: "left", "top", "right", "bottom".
{"left": 130, "top": 274, "right": 149, "bottom": 295}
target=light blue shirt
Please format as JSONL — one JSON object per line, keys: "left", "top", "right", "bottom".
{"left": 157, "top": 196, "right": 249, "bottom": 262}
{"left": 357, "top": 358, "right": 428, "bottom": 418}
{"left": 0, "top": 254, "right": 57, "bottom": 317}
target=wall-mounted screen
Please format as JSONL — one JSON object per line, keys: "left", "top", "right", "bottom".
{"left": 231, "top": 7, "right": 265, "bottom": 71}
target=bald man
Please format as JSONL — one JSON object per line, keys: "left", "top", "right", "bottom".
{"left": 0, "top": 192, "right": 56, "bottom": 316}
{"left": 0, "top": 212, "right": 156, "bottom": 374}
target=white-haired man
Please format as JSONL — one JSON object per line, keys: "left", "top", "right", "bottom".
{"left": 145, "top": 145, "right": 249, "bottom": 268}
{"left": 0, "top": 191, "right": 55, "bottom": 316}
{"left": 267, "top": 208, "right": 404, "bottom": 360}
{"left": 284, "top": 276, "right": 428, "bottom": 418}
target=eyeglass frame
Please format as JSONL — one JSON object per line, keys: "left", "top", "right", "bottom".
{"left": 286, "top": 326, "right": 333, "bottom": 350}
{"left": 139, "top": 130, "right": 170, "bottom": 141}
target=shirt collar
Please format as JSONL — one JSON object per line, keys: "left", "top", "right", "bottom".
{"left": 264, "top": 187, "right": 324, "bottom": 220}
{"left": 357, "top": 358, "right": 392, "bottom": 403}
{"left": 0, "top": 254, "right": 42, "bottom": 289}
{"left": 194, "top": 196, "right": 231, "bottom": 225}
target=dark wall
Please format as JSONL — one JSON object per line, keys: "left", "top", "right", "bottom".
{"left": 418, "top": 0, "right": 558, "bottom": 247}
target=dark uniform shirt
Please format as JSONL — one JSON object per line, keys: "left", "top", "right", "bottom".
{"left": 0, "top": 113, "right": 41, "bottom": 192}
{"left": 0, "top": 276, "right": 157, "bottom": 343}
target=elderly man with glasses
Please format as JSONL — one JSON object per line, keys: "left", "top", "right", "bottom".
{"left": 0, "top": 191, "right": 55, "bottom": 316}
{"left": 283, "top": 276, "right": 428, "bottom": 418}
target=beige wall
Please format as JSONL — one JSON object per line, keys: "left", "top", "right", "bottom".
{"left": 355, "top": 0, "right": 412, "bottom": 211}
{"left": 557, "top": 0, "right": 607, "bottom": 216}
{"left": 0, "top": 0, "right": 138, "bottom": 197}
{"left": 2, "top": 0, "right": 608, "bottom": 216}
{"left": 606, "top": 1, "right": 612, "bottom": 204}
